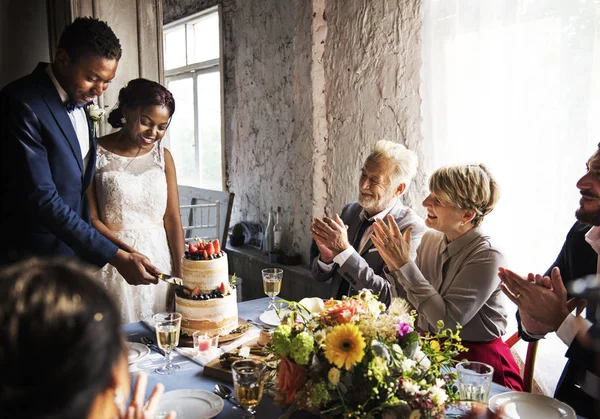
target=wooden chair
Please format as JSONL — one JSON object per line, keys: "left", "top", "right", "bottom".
{"left": 178, "top": 186, "right": 234, "bottom": 245}
{"left": 505, "top": 331, "right": 539, "bottom": 392}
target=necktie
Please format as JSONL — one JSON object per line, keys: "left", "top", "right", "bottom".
{"left": 337, "top": 217, "right": 375, "bottom": 299}
{"left": 354, "top": 217, "right": 374, "bottom": 248}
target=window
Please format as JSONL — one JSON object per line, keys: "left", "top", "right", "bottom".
{"left": 421, "top": 0, "right": 600, "bottom": 395}
{"left": 163, "top": 7, "right": 224, "bottom": 191}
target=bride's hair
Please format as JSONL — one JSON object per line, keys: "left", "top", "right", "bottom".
{"left": 108, "top": 78, "right": 175, "bottom": 128}
{"left": 0, "top": 258, "right": 123, "bottom": 419}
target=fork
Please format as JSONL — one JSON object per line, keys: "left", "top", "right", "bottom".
{"left": 140, "top": 336, "right": 165, "bottom": 356}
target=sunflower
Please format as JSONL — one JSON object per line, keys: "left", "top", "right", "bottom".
{"left": 324, "top": 323, "right": 366, "bottom": 370}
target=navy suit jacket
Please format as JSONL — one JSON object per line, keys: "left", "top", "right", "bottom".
{"left": 518, "top": 222, "right": 598, "bottom": 411}
{"left": 0, "top": 63, "right": 118, "bottom": 267}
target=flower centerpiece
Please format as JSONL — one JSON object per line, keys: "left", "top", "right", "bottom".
{"left": 270, "top": 289, "right": 466, "bottom": 418}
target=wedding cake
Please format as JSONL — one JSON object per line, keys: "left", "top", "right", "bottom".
{"left": 175, "top": 239, "right": 238, "bottom": 336}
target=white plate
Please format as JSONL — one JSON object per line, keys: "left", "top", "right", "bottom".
{"left": 488, "top": 391, "right": 576, "bottom": 419}
{"left": 127, "top": 342, "right": 150, "bottom": 364}
{"left": 259, "top": 309, "right": 291, "bottom": 327}
{"left": 156, "top": 389, "right": 224, "bottom": 419}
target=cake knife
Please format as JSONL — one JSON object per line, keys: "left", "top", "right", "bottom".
{"left": 154, "top": 273, "right": 184, "bottom": 288}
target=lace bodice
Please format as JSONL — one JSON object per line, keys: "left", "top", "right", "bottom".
{"left": 94, "top": 142, "right": 172, "bottom": 322}
{"left": 95, "top": 143, "right": 167, "bottom": 228}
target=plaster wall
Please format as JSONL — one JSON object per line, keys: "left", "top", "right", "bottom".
{"left": 324, "top": 0, "right": 426, "bottom": 217}
{"left": 164, "top": 0, "right": 427, "bottom": 265}
{"left": 165, "top": 0, "right": 316, "bottom": 260}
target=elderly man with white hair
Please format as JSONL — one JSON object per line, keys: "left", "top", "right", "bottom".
{"left": 310, "top": 140, "right": 426, "bottom": 306}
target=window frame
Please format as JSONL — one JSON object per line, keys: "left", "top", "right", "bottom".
{"left": 163, "top": 5, "right": 225, "bottom": 191}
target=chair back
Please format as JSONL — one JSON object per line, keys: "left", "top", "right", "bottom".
{"left": 178, "top": 186, "right": 234, "bottom": 245}
{"left": 505, "top": 331, "right": 539, "bottom": 393}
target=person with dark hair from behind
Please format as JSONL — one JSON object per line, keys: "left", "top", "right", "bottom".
{"left": 498, "top": 144, "right": 600, "bottom": 418}
{"left": 87, "top": 78, "right": 184, "bottom": 321}
{"left": 0, "top": 17, "right": 160, "bottom": 286}
{"left": 0, "top": 258, "right": 176, "bottom": 419}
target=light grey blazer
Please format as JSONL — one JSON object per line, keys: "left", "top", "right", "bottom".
{"left": 310, "top": 200, "right": 427, "bottom": 306}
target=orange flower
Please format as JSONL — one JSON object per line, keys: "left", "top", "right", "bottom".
{"left": 321, "top": 298, "right": 365, "bottom": 325}
{"left": 277, "top": 357, "right": 306, "bottom": 405}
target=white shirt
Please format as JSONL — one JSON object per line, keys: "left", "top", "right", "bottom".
{"left": 46, "top": 65, "right": 91, "bottom": 172}
{"left": 317, "top": 198, "right": 399, "bottom": 272}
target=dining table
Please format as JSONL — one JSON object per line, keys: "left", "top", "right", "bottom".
{"left": 125, "top": 297, "right": 515, "bottom": 418}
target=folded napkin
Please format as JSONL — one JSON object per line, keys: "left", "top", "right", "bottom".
{"left": 140, "top": 317, "right": 261, "bottom": 366}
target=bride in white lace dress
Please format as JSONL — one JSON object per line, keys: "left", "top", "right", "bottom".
{"left": 87, "top": 79, "right": 184, "bottom": 322}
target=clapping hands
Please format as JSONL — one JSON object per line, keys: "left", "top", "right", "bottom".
{"left": 310, "top": 214, "right": 350, "bottom": 261}
{"left": 371, "top": 214, "right": 412, "bottom": 271}
{"left": 498, "top": 267, "right": 584, "bottom": 334}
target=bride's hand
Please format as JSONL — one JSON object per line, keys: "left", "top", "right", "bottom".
{"left": 371, "top": 215, "right": 412, "bottom": 271}
{"left": 120, "top": 372, "right": 176, "bottom": 419}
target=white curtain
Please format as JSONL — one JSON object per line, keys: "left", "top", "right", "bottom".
{"left": 421, "top": 0, "right": 600, "bottom": 395}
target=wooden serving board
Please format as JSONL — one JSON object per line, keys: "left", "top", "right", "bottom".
{"left": 202, "top": 338, "right": 270, "bottom": 383}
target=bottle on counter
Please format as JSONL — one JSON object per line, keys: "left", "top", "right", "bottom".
{"left": 273, "top": 206, "right": 283, "bottom": 253}
{"left": 263, "top": 208, "right": 273, "bottom": 254}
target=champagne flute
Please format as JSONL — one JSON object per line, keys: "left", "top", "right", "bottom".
{"left": 153, "top": 312, "right": 182, "bottom": 375}
{"left": 232, "top": 359, "right": 266, "bottom": 418}
{"left": 262, "top": 268, "right": 283, "bottom": 312}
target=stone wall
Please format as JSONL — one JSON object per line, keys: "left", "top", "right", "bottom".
{"left": 164, "top": 0, "right": 427, "bottom": 267}
{"left": 324, "top": 0, "right": 427, "bottom": 216}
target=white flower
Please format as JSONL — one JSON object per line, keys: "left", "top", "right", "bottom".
{"left": 402, "top": 379, "right": 420, "bottom": 395}
{"left": 328, "top": 367, "right": 340, "bottom": 385}
{"left": 435, "top": 378, "right": 445, "bottom": 388}
{"left": 401, "top": 358, "right": 417, "bottom": 372}
{"left": 87, "top": 104, "right": 106, "bottom": 121}
{"left": 314, "top": 329, "right": 327, "bottom": 345}
{"left": 367, "top": 299, "right": 384, "bottom": 317}
{"left": 429, "top": 386, "right": 448, "bottom": 405}
{"left": 412, "top": 349, "right": 431, "bottom": 370}
{"left": 392, "top": 343, "right": 402, "bottom": 354}
{"left": 298, "top": 297, "right": 325, "bottom": 313}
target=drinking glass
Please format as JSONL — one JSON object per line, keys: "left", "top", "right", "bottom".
{"left": 232, "top": 359, "right": 266, "bottom": 418}
{"left": 262, "top": 268, "right": 283, "bottom": 311}
{"left": 193, "top": 331, "right": 219, "bottom": 354}
{"left": 153, "top": 312, "right": 182, "bottom": 375}
{"left": 456, "top": 361, "right": 494, "bottom": 406}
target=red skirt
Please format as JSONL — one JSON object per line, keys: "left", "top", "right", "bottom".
{"left": 458, "top": 337, "right": 523, "bottom": 391}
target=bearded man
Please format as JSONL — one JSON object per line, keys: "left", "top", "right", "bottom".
{"left": 499, "top": 145, "right": 600, "bottom": 417}
{"left": 310, "top": 140, "right": 427, "bottom": 305}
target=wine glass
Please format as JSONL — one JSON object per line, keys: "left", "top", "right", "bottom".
{"left": 232, "top": 359, "right": 266, "bottom": 418}
{"left": 153, "top": 312, "right": 182, "bottom": 375}
{"left": 262, "top": 268, "right": 283, "bottom": 312}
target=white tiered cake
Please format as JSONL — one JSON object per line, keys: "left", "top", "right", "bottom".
{"left": 175, "top": 241, "right": 238, "bottom": 337}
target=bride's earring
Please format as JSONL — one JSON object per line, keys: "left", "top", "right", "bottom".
{"left": 121, "top": 117, "right": 127, "bottom": 124}
{"left": 114, "top": 388, "right": 125, "bottom": 414}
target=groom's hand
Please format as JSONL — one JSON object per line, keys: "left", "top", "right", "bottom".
{"left": 111, "top": 249, "right": 159, "bottom": 285}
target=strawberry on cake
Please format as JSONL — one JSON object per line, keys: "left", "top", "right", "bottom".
{"left": 175, "top": 239, "right": 238, "bottom": 337}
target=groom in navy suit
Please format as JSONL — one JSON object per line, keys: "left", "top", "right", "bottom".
{"left": 0, "top": 17, "right": 158, "bottom": 285}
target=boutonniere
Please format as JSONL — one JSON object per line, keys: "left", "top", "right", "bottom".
{"left": 87, "top": 104, "right": 108, "bottom": 137}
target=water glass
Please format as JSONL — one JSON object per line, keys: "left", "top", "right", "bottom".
{"left": 232, "top": 359, "right": 266, "bottom": 418}
{"left": 153, "top": 312, "right": 182, "bottom": 375}
{"left": 262, "top": 268, "right": 283, "bottom": 311}
{"left": 456, "top": 361, "right": 494, "bottom": 404}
